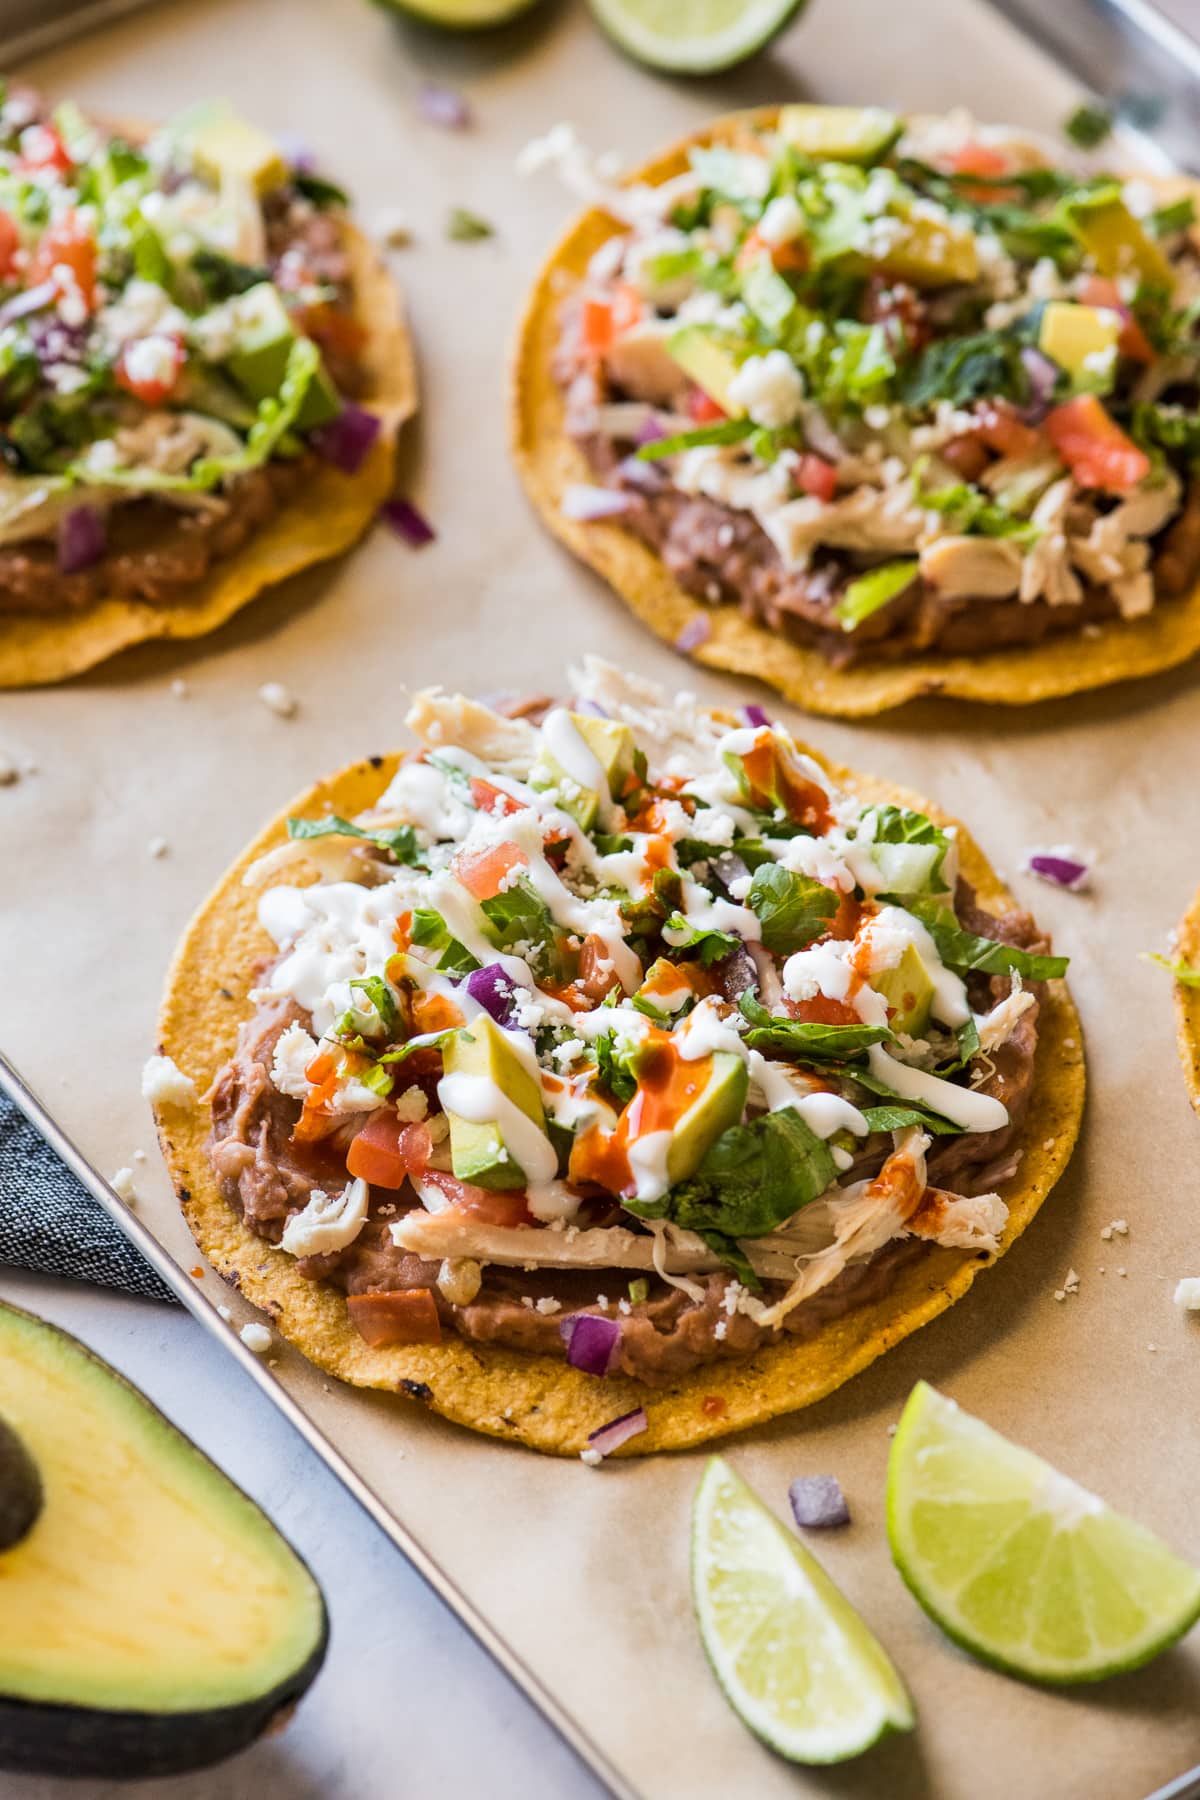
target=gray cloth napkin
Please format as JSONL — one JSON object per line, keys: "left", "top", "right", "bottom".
{"left": 0, "top": 1092, "right": 174, "bottom": 1302}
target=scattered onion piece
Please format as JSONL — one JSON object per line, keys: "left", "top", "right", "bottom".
{"left": 560, "top": 1312, "right": 621, "bottom": 1377}
{"left": 560, "top": 483, "right": 634, "bottom": 522}
{"left": 418, "top": 83, "right": 472, "bottom": 131}
{"left": 1018, "top": 346, "right": 1059, "bottom": 423}
{"left": 585, "top": 1405, "right": 648, "bottom": 1460}
{"left": 675, "top": 615, "right": 711, "bottom": 653}
{"left": 1024, "top": 846, "right": 1091, "bottom": 891}
{"left": 741, "top": 703, "right": 771, "bottom": 728}
{"left": 789, "top": 1475, "right": 851, "bottom": 1529}
{"left": 310, "top": 403, "right": 381, "bottom": 475}
{"left": 382, "top": 495, "right": 436, "bottom": 546}
{"left": 465, "top": 962, "right": 521, "bottom": 1027}
{"left": 57, "top": 503, "right": 105, "bottom": 574}
{"left": 0, "top": 280, "right": 56, "bottom": 330}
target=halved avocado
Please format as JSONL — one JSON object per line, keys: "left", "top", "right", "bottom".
{"left": 0, "top": 1301, "right": 327, "bottom": 1780}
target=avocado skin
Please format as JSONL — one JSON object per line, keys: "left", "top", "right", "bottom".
{"left": 0, "top": 1645, "right": 326, "bottom": 1779}
{"left": 0, "top": 1302, "right": 329, "bottom": 1781}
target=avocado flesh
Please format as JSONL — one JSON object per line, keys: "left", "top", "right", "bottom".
{"left": 223, "top": 283, "right": 342, "bottom": 431}
{"left": 0, "top": 1301, "right": 326, "bottom": 1779}
{"left": 1064, "top": 192, "right": 1172, "bottom": 287}
{"left": 777, "top": 104, "right": 901, "bottom": 165}
{"left": 656, "top": 1049, "right": 749, "bottom": 1185}
{"left": 189, "top": 115, "right": 287, "bottom": 195}
{"left": 443, "top": 1014, "right": 549, "bottom": 1191}
{"left": 666, "top": 325, "right": 746, "bottom": 414}
{"left": 873, "top": 211, "right": 979, "bottom": 287}
{"left": 0, "top": 1414, "right": 41, "bottom": 1552}
{"left": 1038, "top": 300, "right": 1119, "bottom": 388}
{"left": 869, "top": 943, "right": 935, "bottom": 1038}
{"left": 534, "top": 752, "right": 600, "bottom": 830}
{"left": 571, "top": 712, "right": 637, "bottom": 799}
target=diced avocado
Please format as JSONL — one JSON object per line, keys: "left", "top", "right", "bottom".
{"left": 223, "top": 283, "right": 342, "bottom": 430}
{"left": 635, "top": 957, "right": 697, "bottom": 1018}
{"left": 534, "top": 713, "right": 638, "bottom": 830}
{"left": 777, "top": 104, "right": 901, "bottom": 165}
{"left": 1063, "top": 190, "right": 1173, "bottom": 287}
{"left": 659, "top": 1049, "right": 749, "bottom": 1185}
{"left": 869, "top": 943, "right": 935, "bottom": 1037}
{"left": 0, "top": 1300, "right": 326, "bottom": 1780}
{"left": 571, "top": 713, "right": 637, "bottom": 799}
{"left": 189, "top": 113, "right": 287, "bottom": 195}
{"left": 1038, "top": 300, "right": 1120, "bottom": 390}
{"left": 666, "top": 325, "right": 746, "bottom": 415}
{"left": 873, "top": 211, "right": 979, "bottom": 288}
{"left": 835, "top": 559, "right": 919, "bottom": 631}
{"left": 442, "top": 1015, "right": 549, "bottom": 1191}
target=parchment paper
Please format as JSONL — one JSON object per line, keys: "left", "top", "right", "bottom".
{"left": 3, "top": 1, "right": 1200, "bottom": 1794}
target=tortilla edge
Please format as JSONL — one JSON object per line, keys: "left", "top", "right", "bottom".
{"left": 153, "top": 737, "right": 1086, "bottom": 1457}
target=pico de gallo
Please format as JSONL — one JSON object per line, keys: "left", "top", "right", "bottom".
{"left": 206, "top": 661, "right": 1069, "bottom": 1385}
{"left": 0, "top": 84, "right": 375, "bottom": 613}
{"left": 553, "top": 105, "right": 1200, "bottom": 665}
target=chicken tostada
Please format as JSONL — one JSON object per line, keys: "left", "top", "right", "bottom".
{"left": 0, "top": 87, "right": 414, "bottom": 686}
{"left": 154, "top": 662, "right": 1083, "bottom": 1455}
{"left": 513, "top": 106, "right": 1200, "bottom": 716}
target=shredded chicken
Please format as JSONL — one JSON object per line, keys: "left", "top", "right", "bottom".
{"left": 405, "top": 689, "right": 542, "bottom": 776}
{"left": 570, "top": 656, "right": 736, "bottom": 779}
{"left": 920, "top": 534, "right": 1022, "bottom": 598}
{"left": 764, "top": 480, "right": 927, "bottom": 568}
{"left": 976, "top": 975, "right": 1036, "bottom": 1054}
{"left": 603, "top": 321, "right": 691, "bottom": 408}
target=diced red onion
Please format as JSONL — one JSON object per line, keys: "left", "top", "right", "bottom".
{"left": 1019, "top": 346, "right": 1059, "bottom": 423}
{"left": 310, "top": 403, "right": 381, "bottom": 475}
{"left": 586, "top": 1406, "right": 648, "bottom": 1457}
{"left": 561, "top": 483, "right": 634, "bottom": 521}
{"left": 1025, "top": 849, "right": 1090, "bottom": 891}
{"left": 464, "top": 962, "right": 520, "bottom": 1027}
{"left": 712, "top": 943, "right": 757, "bottom": 1004}
{"left": 741, "top": 703, "right": 771, "bottom": 728}
{"left": 800, "top": 408, "right": 846, "bottom": 463}
{"left": 615, "top": 455, "right": 666, "bottom": 492}
{"left": 381, "top": 495, "right": 436, "bottom": 546}
{"left": 571, "top": 696, "right": 610, "bottom": 719}
{"left": 635, "top": 410, "right": 666, "bottom": 446}
{"left": 56, "top": 504, "right": 106, "bottom": 574}
{"left": 418, "top": 83, "right": 472, "bottom": 131}
{"left": 560, "top": 1313, "right": 622, "bottom": 1377}
{"left": 748, "top": 940, "right": 784, "bottom": 1011}
{"left": 675, "top": 615, "right": 711, "bottom": 652}
{"left": 712, "top": 850, "right": 751, "bottom": 892}
{"left": 0, "top": 281, "right": 56, "bottom": 330}
{"left": 789, "top": 1475, "right": 851, "bottom": 1530}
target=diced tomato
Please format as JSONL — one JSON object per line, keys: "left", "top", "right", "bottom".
{"left": 686, "top": 385, "right": 726, "bottom": 425}
{"left": 28, "top": 212, "right": 96, "bottom": 313}
{"left": 579, "top": 283, "right": 641, "bottom": 359}
{"left": 469, "top": 776, "right": 524, "bottom": 818}
{"left": 949, "top": 141, "right": 1010, "bottom": 178}
{"left": 795, "top": 453, "right": 837, "bottom": 503}
{"left": 0, "top": 213, "right": 19, "bottom": 281}
{"left": 347, "top": 1289, "right": 442, "bottom": 1348}
{"left": 346, "top": 1112, "right": 431, "bottom": 1188}
{"left": 1044, "top": 394, "right": 1150, "bottom": 493}
{"left": 115, "top": 333, "right": 185, "bottom": 407}
{"left": 974, "top": 402, "right": 1042, "bottom": 460}
{"left": 418, "top": 1167, "right": 534, "bottom": 1227}
{"left": 578, "top": 932, "right": 622, "bottom": 1004}
{"left": 19, "top": 124, "right": 72, "bottom": 175}
{"left": 451, "top": 840, "right": 528, "bottom": 901}
{"left": 862, "top": 276, "right": 931, "bottom": 354}
{"left": 792, "top": 993, "right": 862, "bottom": 1027}
{"left": 292, "top": 300, "right": 365, "bottom": 361}
{"left": 1076, "top": 275, "right": 1157, "bottom": 364}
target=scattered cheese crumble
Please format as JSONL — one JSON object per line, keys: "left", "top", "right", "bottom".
{"left": 239, "top": 1322, "right": 274, "bottom": 1354}
{"left": 110, "top": 1166, "right": 137, "bottom": 1204}
{"left": 258, "top": 681, "right": 298, "bottom": 719}
{"left": 1173, "top": 1278, "right": 1200, "bottom": 1311}
{"left": 141, "top": 1053, "right": 196, "bottom": 1107}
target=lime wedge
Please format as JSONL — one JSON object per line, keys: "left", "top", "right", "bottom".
{"left": 587, "top": 0, "right": 807, "bottom": 74}
{"left": 888, "top": 1382, "right": 1200, "bottom": 1684}
{"left": 691, "top": 1457, "right": 914, "bottom": 1763}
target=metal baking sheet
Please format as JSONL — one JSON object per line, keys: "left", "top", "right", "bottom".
{"left": 4, "top": 0, "right": 1200, "bottom": 1794}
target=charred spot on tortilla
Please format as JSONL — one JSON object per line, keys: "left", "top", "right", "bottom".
{"left": 512, "top": 106, "right": 1200, "bottom": 716}
{"left": 154, "top": 663, "right": 1084, "bottom": 1455}
{"left": 0, "top": 92, "right": 416, "bottom": 689}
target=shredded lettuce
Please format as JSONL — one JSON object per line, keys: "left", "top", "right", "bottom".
{"left": 914, "top": 459, "right": 1041, "bottom": 542}
{"left": 746, "top": 864, "right": 838, "bottom": 954}
{"left": 739, "top": 993, "right": 893, "bottom": 1059}
{"left": 626, "top": 1106, "right": 837, "bottom": 1240}
{"left": 661, "top": 912, "right": 742, "bottom": 965}
{"left": 900, "top": 898, "right": 1068, "bottom": 980}
{"left": 286, "top": 812, "right": 423, "bottom": 865}
{"left": 1141, "top": 951, "right": 1200, "bottom": 987}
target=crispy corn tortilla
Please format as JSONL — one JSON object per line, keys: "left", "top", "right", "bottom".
{"left": 511, "top": 108, "right": 1200, "bottom": 718}
{"left": 1173, "top": 889, "right": 1200, "bottom": 1112}
{"left": 0, "top": 220, "right": 416, "bottom": 689}
{"left": 154, "top": 739, "right": 1085, "bottom": 1457}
